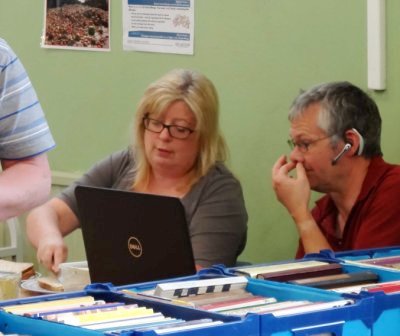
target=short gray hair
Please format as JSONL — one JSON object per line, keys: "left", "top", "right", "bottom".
{"left": 288, "top": 81, "right": 382, "bottom": 157}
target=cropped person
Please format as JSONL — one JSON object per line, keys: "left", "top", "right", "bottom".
{"left": 27, "top": 68, "right": 248, "bottom": 273}
{"left": 0, "top": 38, "right": 55, "bottom": 220}
{"left": 272, "top": 81, "right": 400, "bottom": 258}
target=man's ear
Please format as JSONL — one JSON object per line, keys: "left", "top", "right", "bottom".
{"left": 345, "top": 128, "right": 364, "bottom": 156}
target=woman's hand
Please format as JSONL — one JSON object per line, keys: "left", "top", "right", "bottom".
{"left": 37, "top": 236, "right": 68, "bottom": 273}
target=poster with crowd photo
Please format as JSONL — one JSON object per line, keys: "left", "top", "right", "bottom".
{"left": 42, "top": 0, "right": 110, "bottom": 51}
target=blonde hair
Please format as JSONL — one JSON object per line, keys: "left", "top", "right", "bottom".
{"left": 131, "top": 69, "right": 227, "bottom": 190}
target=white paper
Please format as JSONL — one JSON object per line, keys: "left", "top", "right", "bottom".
{"left": 123, "top": 0, "right": 194, "bottom": 55}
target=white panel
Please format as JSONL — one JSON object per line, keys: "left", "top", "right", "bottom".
{"left": 367, "top": 0, "right": 386, "bottom": 90}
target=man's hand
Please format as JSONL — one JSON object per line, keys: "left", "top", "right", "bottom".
{"left": 271, "top": 155, "right": 311, "bottom": 222}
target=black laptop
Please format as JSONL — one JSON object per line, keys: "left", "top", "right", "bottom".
{"left": 75, "top": 185, "right": 196, "bottom": 286}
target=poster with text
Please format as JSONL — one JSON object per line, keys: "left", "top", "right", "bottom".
{"left": 123, "top": 0, "right": 194, "bottom": 55}
{"left": 42, "top": 0, "right": 110, "bottom": 51}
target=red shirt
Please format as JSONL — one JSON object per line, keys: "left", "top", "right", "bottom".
{"left": 296, "top": 156, "right": 400, "bottom": 258}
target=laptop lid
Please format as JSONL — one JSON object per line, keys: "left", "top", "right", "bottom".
{"left": 75, "top": 185, "right": 196, "bottom": 286}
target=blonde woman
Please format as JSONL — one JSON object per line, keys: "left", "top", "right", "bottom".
{"left": 27, "top": 69, "right": 248, "bottom": 274}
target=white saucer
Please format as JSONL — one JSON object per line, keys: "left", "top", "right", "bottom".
{"left": 20, "top": 278, "right": 58, "bottom": 294}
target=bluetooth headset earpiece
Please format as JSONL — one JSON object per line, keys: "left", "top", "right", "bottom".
{"left": 331, "top": 143, "right": 352, "bottom": 165}
{"left": 331, "top": 128, "right": 365, "bottom": 165}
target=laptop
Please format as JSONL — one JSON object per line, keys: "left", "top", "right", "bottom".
{"left": 75, "top": 185, "right": 196, "bottom": 286}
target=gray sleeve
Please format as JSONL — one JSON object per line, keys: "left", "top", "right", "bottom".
{"left": 182, "top": 164, "right": 248, "bottom": 268}
{"left": 58, "top": 149, "right": 132, "bottom": 218}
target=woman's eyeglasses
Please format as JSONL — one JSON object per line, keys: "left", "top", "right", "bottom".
{"left": 143, "top": 117, "right": 195, "bottom": 140}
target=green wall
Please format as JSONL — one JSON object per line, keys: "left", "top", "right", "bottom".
{"left": 1, "top": 0, "right": 400, "bottom": 264}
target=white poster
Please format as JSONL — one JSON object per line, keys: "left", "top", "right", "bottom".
{"left": 123, "top": 0, "right": 194, "bottom": 55}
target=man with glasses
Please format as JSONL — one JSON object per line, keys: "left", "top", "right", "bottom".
{"left": 272, "top": 81, "right": 400, "bottom": 258}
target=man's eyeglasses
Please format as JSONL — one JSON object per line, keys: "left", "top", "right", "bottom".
{"left": 143, "top": 117, "right": 195, "bottom": 140}
{"left": 287, "top": 135, "right": 332, "bottom": 153}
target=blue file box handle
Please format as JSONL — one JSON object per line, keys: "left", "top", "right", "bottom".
{"left": 291, "top": 321, "right": 344, "bottom": 336}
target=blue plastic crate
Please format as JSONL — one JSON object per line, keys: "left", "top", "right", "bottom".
{"left": 0, "top": 265, "right": 377, "bottom": 336}
{"left": 326, "top": 262, "right": 400, "bottom": 336}
{"left": 247, "top": 279, "right": 373, "bottom": 336}
{"left": 0, "top": 282, "right": 259, "bottom": 336}
{"left": 306, "top": 248, "right": 400, "bottom": 336}
{"left": 219, "top": 256, "right": 400, "bottom": 336}
{"left": 308, "top": 246, "right": 400, "bottom": 262}
{"left": 121, "top": 269, "right": 374, "bottom": 336}
{"left": 334, "top": 245, "right": 400, "bottom": 261}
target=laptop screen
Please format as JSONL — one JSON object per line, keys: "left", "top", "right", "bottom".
{"left": 75, "top": 185, "right": 196, "bottom": 286}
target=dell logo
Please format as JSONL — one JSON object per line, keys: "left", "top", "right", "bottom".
{"left": 128, "top": 236, "right": 143, "bottom": 258}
